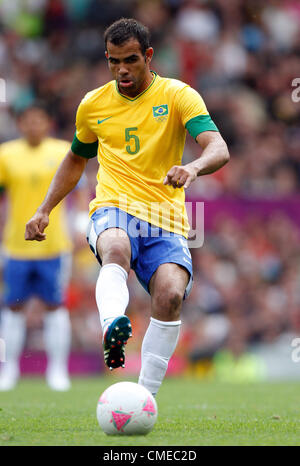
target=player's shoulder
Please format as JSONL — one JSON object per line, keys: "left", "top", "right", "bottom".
{"left": 79, "top": 81, "right": 115, "bottom": 108}
{"left": 157, "top": 76, "right": 190, "bottom": 93}
{"left": 157, "top": 75, "right": 201, "bottom": 99}
{"left": 0, "top": 138, "right": 26, "bottom": 156}
{"left": 42, "top": 138, "right": 70, "bottom": 160}
{"left": 44, "top": 137, "right": 70, "bottom": 149}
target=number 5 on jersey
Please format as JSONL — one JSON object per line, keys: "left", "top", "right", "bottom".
{"left": 125, "top": 127, "right": 140, "bottom": 155}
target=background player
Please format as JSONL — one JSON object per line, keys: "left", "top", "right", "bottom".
{"left": 25, "top": 19, "right": 229, "bottom": 397}
{"left": 0, "top": 104, "right": 85, "bottom": 391}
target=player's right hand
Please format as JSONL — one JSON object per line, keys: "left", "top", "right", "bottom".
{"left": 25, "top": 210, "right": 49, "bottom": 241}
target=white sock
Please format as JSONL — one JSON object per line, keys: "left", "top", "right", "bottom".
{"left": 138, "top": 317, "right": 181, "bottom": 396}
{"left": 0, "top": 308, "right": 26, "bottom": 376}
{"left": 95, "top": 263, "right": 129, "bottom": 335}
{"left": 44, "top": 307, "right": 71, "bottom": 374}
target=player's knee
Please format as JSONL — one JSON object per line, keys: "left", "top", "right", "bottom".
{"left": 153, "top": 288, "right": 183, "bottom": 320}
{"left": 101, "top": 242, "right": 130, "bottom": 271}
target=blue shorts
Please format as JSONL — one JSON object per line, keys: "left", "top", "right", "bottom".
{"left": 2, "top": 255, "right": 71, "bottom": 306}
{"left": 87, "top": 207, "right": 193, "bottom": 299}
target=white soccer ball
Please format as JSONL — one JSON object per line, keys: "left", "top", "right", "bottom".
{"left": 96, "top": 381, "right": 158, "bottom": 435}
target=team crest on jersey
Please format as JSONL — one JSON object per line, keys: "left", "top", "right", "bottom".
{"left": 152, "top": 104, "right": 168, "bottom": 122}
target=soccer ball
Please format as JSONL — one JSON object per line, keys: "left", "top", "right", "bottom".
{"left": 96, "top": 381, "right": 158, "bottom": 435}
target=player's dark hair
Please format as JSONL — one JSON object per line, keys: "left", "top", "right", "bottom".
{"left": 104, "top": 18, "right": 151, "bottom": 55}
{"left": 15, "top": 101, "right": 51, "bottom": 119}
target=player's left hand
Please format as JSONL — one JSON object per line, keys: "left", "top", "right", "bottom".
{"left": 163, "top": 164, "right": 198, "bottom": 189}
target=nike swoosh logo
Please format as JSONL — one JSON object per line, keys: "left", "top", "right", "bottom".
{"left": 98, "top": 117, "right": 112, "bottom": 124}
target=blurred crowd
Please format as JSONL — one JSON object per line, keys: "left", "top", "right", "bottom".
{"left": 0, "top": 0, "right": 300, "bottom": 376}
{"left": 1, "top": 0, "right": 300, "bottom": 197}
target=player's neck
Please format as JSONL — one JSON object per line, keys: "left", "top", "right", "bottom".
{"left": 137, "top": 70, "right": 155, "bottom": 95}
{"left": 25, "top": 137, "right": 45, "bottom": 147}
{"left": 119, "top": 70, "right": 154, "bottom": 99}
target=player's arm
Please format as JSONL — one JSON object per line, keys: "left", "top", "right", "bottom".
{"left": 70, "top": 173, "right": 91, "bottom": 250}
{"left": 164, "top": 131, "right": 229, "bottom": 189}
{"left": 164, "top": 85, "right": 229, "bottom": 189}
{"left": 25, "top": 95, "right": 98, "bottom": 242}
{"left": 25, "top": 150, "right": 87, "bottom": 241}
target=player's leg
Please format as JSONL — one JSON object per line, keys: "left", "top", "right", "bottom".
{"left": 37, "top": 256, "right": 72, "bottom": 391}
{"left": 138, "top": 263, "right": 189, "bottom": 396}
{"left": 0, "top": 305, "right": 26, "bottom": 391}
{"left": 43, "top": 305, "right": 71, "bottom": 391}
{"left": 96, "top": 227, "right": 131, "bottom": 330}
{"left": 95, "top": 228, "right": 132, "bottom": 369}
{"left": 87, "top": 208, "right": 142, "bottom": 369}
{"left": 0, "top": 259, "right": 29, "bottom": 390}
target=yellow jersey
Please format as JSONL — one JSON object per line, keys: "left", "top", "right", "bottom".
{"left": 0, "top": 137, "right": 72, "bottom": 259}
{"left": 71, "top": 72, "right": 218, "bottom": 238}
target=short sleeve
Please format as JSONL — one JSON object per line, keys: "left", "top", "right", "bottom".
{"left": 176, "top": 86, "right": 219, "bottom": 139}
{"left": 71, "top": 98, "right": 98, "bottom": 159}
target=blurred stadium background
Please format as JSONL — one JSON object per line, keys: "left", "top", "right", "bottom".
{"left": 0, "top": 0, "right": 300, "bottom": 383}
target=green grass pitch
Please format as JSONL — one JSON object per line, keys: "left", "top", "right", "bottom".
{"left": 0, "top": 376, "right": 299, "bottom": 446}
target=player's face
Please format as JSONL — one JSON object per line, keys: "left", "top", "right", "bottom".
{"left": 18, "top": 108, "right": 51, "bottom": 146}
{"left": 106, "top": 39, "right": 153, "bottom": 97}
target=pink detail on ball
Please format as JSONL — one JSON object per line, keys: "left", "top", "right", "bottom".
{"left": 112, "top": 411, "right": 132, "bottom": 431}
{"left": 142, "top": 397, "right": 156, "bottom": 415}
{"left": 98, "top": 393, "right": 108, "bottom": 404}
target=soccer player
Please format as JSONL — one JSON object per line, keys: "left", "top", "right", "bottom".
{"left": 0, "top": 104, "right": 81, "bottom": 391}
{"left": 25, "top": 19, "right": 229, "bottom": 397}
